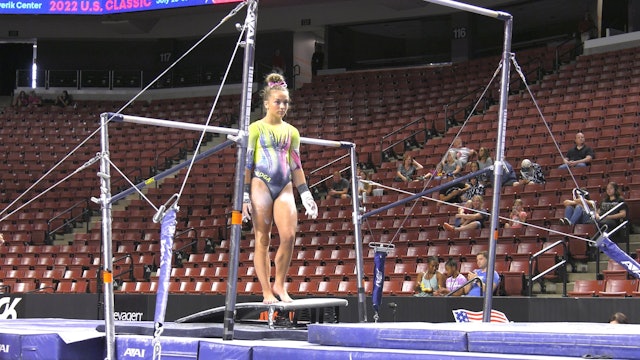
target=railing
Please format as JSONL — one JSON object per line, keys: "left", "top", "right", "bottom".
{"left": 47, "top": 199, "right": 92, "bottom": 242}
{"left": 155, "top": 139, "right": 189, "bottom": 174}
{"left": 16, "top": 65, "right": 246, "bottom": 90}
{"left": 527, "top": 239, "right": 568, "bottom": 297}
{"left": 379, "top": 116, "right": 428, "bottom": 165}
{"left": 173, "top": 227, "right": 198, "bottom": 268}
{"left": 441, "top": 38, "right": 581, "bottom": 133}
{"left": 113, "top": 254, "right": 135, "bottom": 282}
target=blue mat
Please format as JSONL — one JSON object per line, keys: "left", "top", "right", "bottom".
{"left": 0, "top": 319, "right": 104, "bottom": 360}
{"left": 309, "top": 322, "right": 640, "bottom": 359}
{"left": 117, "top": 335, "right": 199, "bottom": 360}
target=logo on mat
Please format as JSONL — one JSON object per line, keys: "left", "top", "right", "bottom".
{"left": 123, "top": 348, "right": 146, "bottom": 357}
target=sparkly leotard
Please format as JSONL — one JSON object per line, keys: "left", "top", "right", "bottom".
{"left": 245, "top": 120, "right": 302, "bottom": 199}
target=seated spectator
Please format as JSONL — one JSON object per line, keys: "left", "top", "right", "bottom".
{"left": 451, "top": 137, "right": 476, "bottom": 168}
{"left": 357, "top": 169, "right": 372, "bottom": 201}
{"left": 443, "top": 195, "right": 487, "bottom": 232}
{"left": 435, "top": 258, "right": 467, "bottom": 296}
{"left": 560, "top": 188, "right": 596, "bottom": 226}
{"left": 439, "top": 180, "right": 470, "bottom": 204}
{"left": 514, "top": 159, "right": 545, "bottom": 187}
{"left": 395, "top": 153, "right": 423, "bottom": 182}
{"left": 559, "top": 132, "right": 594, "bottom": 169}
{"left": 595, "top": 182, "right": 627, "bottom": 241}
{"left": 464, "top": 250, "right": 500, "bottom": 297}
{"left": 461, "top": 162, "right": 485, "bottom": 202}
{"left": 328, "top": 171, "right": 350, "bottom": 199}
{"left": 504, "top": 198, "right": 527, "bottom": 229}
{"left": 413, "top": 256, "right": 445, "bottom": 297}
{"left": 28, "top": 90, "right": 42, "bottom": 106}
{"left": 55, "top": 90, "right": 72, "bottom": 107}
{"left": 501, "top": 160, "right": 518, "bottom": 186}
{"left": 435, "top": 150, "right": 462, "bottom": 179}
{"left": 13, "top": 90, "right": 28, "bottom": 107}
{"left": 476, "top": 147, "right": 493, "bottom": 186}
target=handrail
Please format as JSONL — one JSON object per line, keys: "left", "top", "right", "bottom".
{"left": 47, "top": 199, "right": 92, "bottom": 241}
{"left": 155, "top": 139, "right": 189, "bottom": 174}
{"left": 113, "top": 254, "right": 135, "bottom": 282}
{"left": 527, "top": 239, "right": 568, "bottom": 297}
{"left": 554, "top": 36, "right": 581, "bottom": 71}
{"left": 379, "top": 117, "right": 427, "bottom": 165}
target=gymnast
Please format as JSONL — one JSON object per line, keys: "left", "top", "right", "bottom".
{"left": 242, "top": 72, "right": 318, "bottom": 304}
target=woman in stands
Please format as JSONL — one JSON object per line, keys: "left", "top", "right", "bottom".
{"left": 395, "top": 153, "right": 423, "bottom": 182}
{"left": 595, "top": 182, "right": 627, "bottom": 238}
{"left": 435, "top": 258, "right": 467, "bottom": 296}
{"left": 242, "top": 73, "right": 318, "bottom": 304}
{"left": 414, "top": 256, "right": 445, "bottom": 297}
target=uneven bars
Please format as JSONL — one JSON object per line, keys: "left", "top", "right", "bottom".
{"left": 424, "top": 0, "right": 511, "bottom": 20}
{"left": 106, "top": 112, "right": 353, "bottom": 149}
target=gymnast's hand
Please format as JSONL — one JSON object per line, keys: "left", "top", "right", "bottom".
{"left": 301, "top": 191, "right": 318, "bottom": 219}
{"left": 242, "top": 192, "right": 252, "bottom": 222}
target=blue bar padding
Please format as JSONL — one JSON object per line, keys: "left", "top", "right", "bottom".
{"left": 154, "top": 208, "right": 176, "bottom": 326}
{"left": 372, "top": 251, "right": 387, "bottom": 314}
{"left": 596, "top": 236, "right": 640, "bottom": 279}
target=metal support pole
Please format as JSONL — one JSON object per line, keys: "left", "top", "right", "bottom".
{"left": 483, "top": 15, "right": 513, "bottom": 324}
{"left": 349, "top": 146, "right": 367, "bottom": 322}
{"left": 424, "top": 0, "right": 513, "bottom": 323}
{"left": 98, "top": 113, "right": 116, "bottom": 360}
{"left": 223, "top": 0, "right": 258, "bottom": 341}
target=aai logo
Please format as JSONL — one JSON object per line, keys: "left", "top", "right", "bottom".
{"left": 123, "top": 348, "right": 146, "bottom": 357}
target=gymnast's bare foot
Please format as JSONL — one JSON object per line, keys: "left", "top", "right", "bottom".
{"left": 262, "top": 292, "right": 280, "bottom": 304}
{"left": 272, "top": 284, "right": 293, "bottom": 303}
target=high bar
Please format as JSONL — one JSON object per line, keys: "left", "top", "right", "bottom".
{"left": 423, "top": 0, "right": 511, "bottom": 20}
{"left": 105, "top": 112, "right": 353, "bottom": 149}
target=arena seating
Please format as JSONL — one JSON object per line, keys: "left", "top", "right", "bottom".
{"left": 0, "top": 44, "right": 638, "bottom": 297}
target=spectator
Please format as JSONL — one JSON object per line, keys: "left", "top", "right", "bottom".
{"left": 560, "top": 188, "right": 596, "bottom": 226}
{"left": 0, "top": 233, "right": 5, "bottom": 246}
{"left": 451, "top": 137, "right": 476, "bottom": 168}
{"left": 435, "top": 258, "right": 467, "bottom": 296}
{"left": 504, "top": 198, "right": 527, "bottom": 229}
{"left": 559, "top": 132, "right": 594, "bottom": 169}
{"left": 439, "top": 180, "right": 470, "bottom": 204}
{"left": 395, "top": 153, "right": 423, "bottom": 182}
{"left": 28, "top": 90, "right": 42, "bottom": 106}
{"left": 461, "top": 162, "right": 485, "bottom": 202}
{"left": 357, "top": 168, "right": 372, "bottom": 201}
{"left": 242, "top": 72, "right": 318, "bottom": 304}
{"left": 609, "top": 312, "right": 629, "bottom": 324}
{"left": 413, "top": 256, "right": 445, "bottom": 297}
{"left": 272, "top": 49, "right": 286, "bottom": 74}
{"left": 595, "top": 182, "right": 627, "bottom": 239}
{"left": 476, "top": 147, "right": 493, "bottom": 186}
{"left": 311, "top": 42, "right": 324, "bottom": 77}
{"left": 464, "top": 250, "right": 500, "bottom": 297}
{"left": 55, "top": 90, "right": 73, "bottom": 107}
{"left": 13, "top": 90, "right": 28, "bottom": 107}
{"left": 514, "top": 159, "right": 545, "bottom": 187}
{"left": 436, "top": 150, "right": 462, "bottom": 179}
{"left": 443, "top": 195, "right": 487, "bottom": 232}
{"left": 578, "top": 12, "right": 596, "bottom": 43}
{"left": 328, "top": 170, "right": 350, "bottom": 199}
{"left": 503, "top": 160, "right": 519, "bottom": 186}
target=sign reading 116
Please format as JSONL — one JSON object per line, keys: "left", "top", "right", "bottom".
{"left": 453, "top": 27, "right": 467, "bottom": 40}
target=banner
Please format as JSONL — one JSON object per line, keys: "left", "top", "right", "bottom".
{"left": 372, "top": 250, "right": 387, "bottom": 317}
